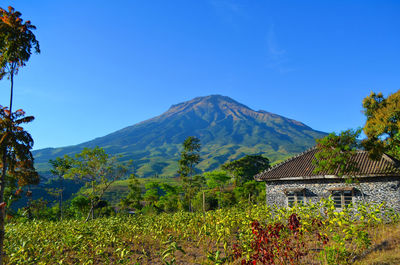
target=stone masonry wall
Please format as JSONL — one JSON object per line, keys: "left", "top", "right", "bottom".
{"left": 265, "top": 176, "right": 400, "bottom": 211}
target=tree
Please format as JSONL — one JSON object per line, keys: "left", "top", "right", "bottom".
{"left": 143, "top": 181, "right": 161, "bottom": 206}
{"left": 178, "top": 136, "right": 201, "bottom": 179}
{"left": 312, "top": 129, "right": 361, "bottom": 179}
{"left": 157, "top": 183, "right": 180, "bottom": 213}
{"left": 222, "top": 155, "right": 270, "bottom": 186}
{"left": 0, "top": 107, "right": 38, "bottom": 262}
{"left": 390, "top": 132, "right": 400, "bottom": 159}
{"left": 362, "top": 90, "right": 400, "bottom": 159}
{"left": 0, "top": 6, "right": 40, "bottom": 113}
{"left": 69, "top": 195, "right": 90, "bottom": 219}
{"left": 0, "top": 7, "right": 40, "bottom": 264}
{"left": 234, "top": 180, "right": 265, "bottom": 204}
{"left": 65, "top": 147, "right": 129, "bottom": 222}
{"left": 49, "top": 156, "right": 72, "bottom": 220}
{"left": 204, "top": 170, "right": 230, "bottom": 209}
{"left": 177, "top": 136, "right": 201, "bottom": 212}
{"left": 120, "top": 174, "right": 143, "bottom": 212}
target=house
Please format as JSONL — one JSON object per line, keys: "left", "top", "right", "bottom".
{"left": 255, "top": 148, "right": 400, "bottom": 210}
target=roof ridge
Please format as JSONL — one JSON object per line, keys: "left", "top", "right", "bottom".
{"left": 381, "top": 153, "right": 400, "bottom": 167}
{"left": 255, "top": 146, "right": 316, "bottom": 178}
{"left": 256, "top": 148, "right": 400, "bottom": 181}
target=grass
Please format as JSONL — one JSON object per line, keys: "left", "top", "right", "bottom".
{"left": 354, "top": 223, "right": 400, "bottom": 265}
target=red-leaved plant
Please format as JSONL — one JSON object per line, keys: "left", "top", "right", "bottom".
{"left": 233, "top": 214, "right": 307, "bottom": 265}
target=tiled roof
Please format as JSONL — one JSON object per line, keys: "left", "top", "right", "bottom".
{"left": 255, "top": 148, "right": 400, "bottom": 181}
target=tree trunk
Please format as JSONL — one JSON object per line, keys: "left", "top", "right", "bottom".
{"left": 202, "top": 190, "right": 205, "bottom": 216}
{"left": 0, "top": 152, "right": 7, "bottom": 265}
{"left": 85, "top": 205, "right": 94, "bottom": 223}
{"left": 0, "top": 68, "right": 15, "bottom": 264}
{"left": 91, "top": 181, "right": 94, "bottom": 220}
{"left": 9, "top": 67, "right": 14, "bottom": 113}
{"left": 59, "top": 176, "right": 63, "bottom": 221}
{"left": 189, "top": 175, "right": 192, "bottom": 212}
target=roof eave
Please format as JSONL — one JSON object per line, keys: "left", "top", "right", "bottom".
{"left": 257, "top": 173, "right": 400, "bottom": 182}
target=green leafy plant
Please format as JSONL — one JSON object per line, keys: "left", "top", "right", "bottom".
{"left": 161, "top": 235, "right": 185, "bottom": 265}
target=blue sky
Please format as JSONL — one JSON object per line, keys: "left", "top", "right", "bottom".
{"left": 1, "top": 0, "right": 399, "bottom": 150}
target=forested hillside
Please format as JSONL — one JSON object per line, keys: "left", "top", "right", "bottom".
{"left": 33, "top": 95, "right": 326, "bottom": 177}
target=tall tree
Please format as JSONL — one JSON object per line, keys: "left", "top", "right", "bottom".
{"left": 0, "top": 6, "right": 40, "bottom": 113}
{"left": 65, "top": 147, "right": 129, "bottom": 222}
{"left": 49, "top": 156, "right": 72, "bottom": 220}
{"left": 0, "top": 7, "right": 40, "bottom": 264}
{"left": 177, "top": 136, "right": 201, "bottom": 212}
{"left": 222, "top": 155, "right": 270, "bottom": 186}
{"left": 362, "top": 90, "right": 400, "bottom": 159}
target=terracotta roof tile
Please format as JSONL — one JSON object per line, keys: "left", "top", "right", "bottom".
{"left": 255, "top": 148, "right": 400, "bottom": 181}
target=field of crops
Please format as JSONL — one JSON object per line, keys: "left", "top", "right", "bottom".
{"left": 5, "top": 199, "right": 399, "bottom": 265}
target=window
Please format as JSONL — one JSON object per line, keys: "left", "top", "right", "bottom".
{"left": 285, "top": 189, "right": 305, "bottom": 207}
{"left": 330, "top": 189, "right": 353, "bottom": 208}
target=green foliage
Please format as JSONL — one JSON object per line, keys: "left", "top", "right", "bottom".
{"left": 177, "top": 136, "right": 201, "bottom": 178}
{"left": 233, "top": 180, "right": 265, "bottom": 204}
{"left": 362, "top": 90, "right": 400, "bottom": 159}
{"left": 222, "top": 154, "right": 270, "bottom": 185}
{"left": 313, "top": 129, "right": 361, "bottom": 178}
{"left": 4, "top": 200, "right": 399, "bottom": 264}
{"left": 207, "top": 250, "right": 227, "bottom": 264}
{"left": 49, "top": 156, "right": 73, "bottom": 178}
{"left": 161, "top": 235, "right": 185, "bottom": 265}
{"left": 143, "top": 181, "right": 161, "bottom": 206}
{"left": 3, "top": 175, "right": 22, "bottom": 217}
{"left": 204, "top": 170, "right": 230, "bottom": 190}
{"left": 69, "top": 195, "right": 90, "bottom": 219}
{"left": 204, "top": 170, "right": 231, "bottom": 209}
{"left": 177, "top": 136, "right": 201, "bottom": 212}
{"left": 157, "top": 183, "right": 180, "bottom": 213}
{"left": 391, "top": 132, "right": 400, "bottom": 159}
{"left": 119, "top": 174, "right": 143, "bottom": 212}
{"left": 48, "top": 156, "right": 73, "bottom": 220}
{"left": 64, "top": 147, "right": 130, "bottom": 221}
{"left": 192, "top": 189, "right": 218, "bottom": 211}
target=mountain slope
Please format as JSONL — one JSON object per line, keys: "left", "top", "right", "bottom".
{"left": 33, "top": 95, "right": 327, "bottom": 177}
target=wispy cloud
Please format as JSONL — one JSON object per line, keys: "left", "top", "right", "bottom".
{"left": 266, "top": 25, "right": 293, "bottom": 73}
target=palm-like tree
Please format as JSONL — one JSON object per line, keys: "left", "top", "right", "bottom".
{"left": 0, "top": 6, "right": 40, "bottom": 113}
{"left": 0, "top": 107, "right": 38, "bottom": 264}
{"left": 0, "top": 7, "right": 40, "bottom": 264}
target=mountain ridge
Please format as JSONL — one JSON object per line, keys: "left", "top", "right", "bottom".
{"left": 33, "top": 95, "right": 327, "bottom": 177}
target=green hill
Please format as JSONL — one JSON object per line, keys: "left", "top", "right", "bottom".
{"left": 33, "top": 95, "right": 327, "bottom": 177}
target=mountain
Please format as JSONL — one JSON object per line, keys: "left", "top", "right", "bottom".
{"left": 33, "top": 95, "right": 327, "bottom": 177}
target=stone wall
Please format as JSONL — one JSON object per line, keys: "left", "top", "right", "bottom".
{"left": 264, "top": 176, "right": 400, "bottom": 211}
